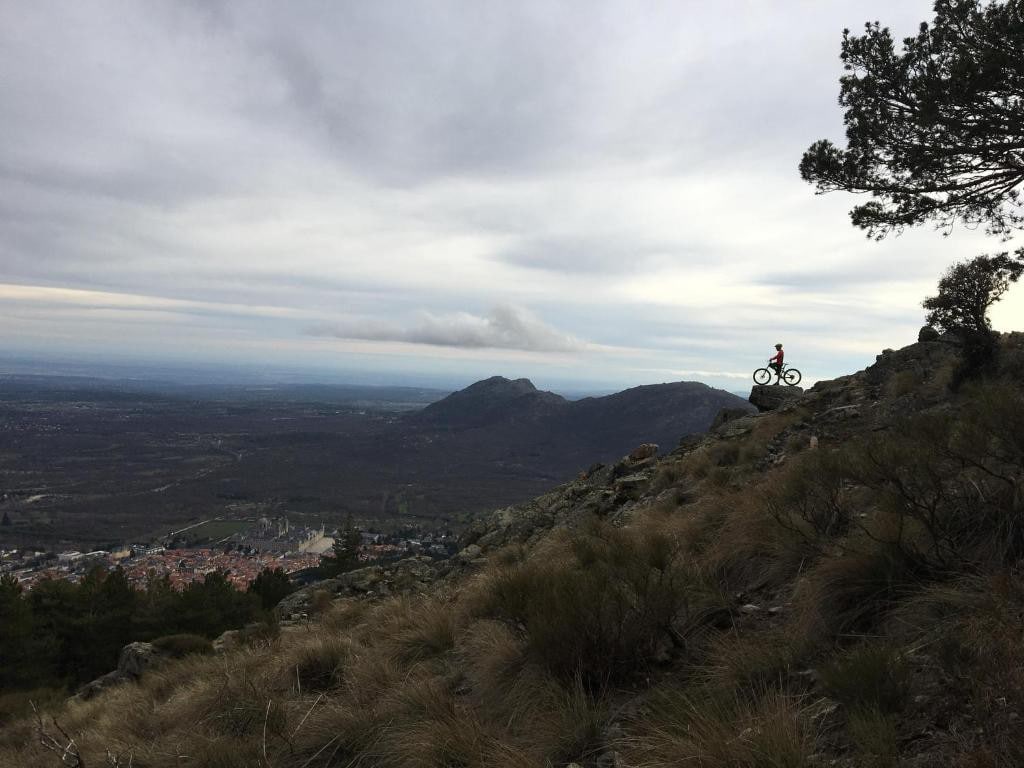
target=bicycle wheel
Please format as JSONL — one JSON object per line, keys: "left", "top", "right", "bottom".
{"left": 753, "top": 368, "right": 773, "bottom": 385}
{"left": 783, "top": 368, "right": 802, "bottom": 386}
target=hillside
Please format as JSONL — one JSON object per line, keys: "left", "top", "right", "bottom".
{"left": 4, "top": 333, "right": 1024, "bottom": 767}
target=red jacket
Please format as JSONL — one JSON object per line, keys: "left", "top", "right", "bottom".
{"left": 769, "top": 349, "right": 784, "bottom": 365}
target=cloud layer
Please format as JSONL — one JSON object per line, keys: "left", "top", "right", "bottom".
{"left": 309, "top": 305, "right": 583, "bottom": 353}
{"left": 0, "top": 0, "right": 1017, "bottom": 391}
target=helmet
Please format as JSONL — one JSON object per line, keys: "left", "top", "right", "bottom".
{"left": 775, "top": 343, "right": 783, "bottom": 349}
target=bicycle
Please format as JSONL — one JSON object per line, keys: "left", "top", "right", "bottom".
{"left": 752, "top": 362, "right": 802, "bottom": 386}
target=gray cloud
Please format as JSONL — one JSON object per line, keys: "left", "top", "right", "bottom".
{"left": 308, "top": 305, "right": 583, "bottom": 353}
{"left": 495, "top": 235, "right": 685, "bottom": 274}
{"left": 2, "top": 0, "right": 998, "bottom": 392}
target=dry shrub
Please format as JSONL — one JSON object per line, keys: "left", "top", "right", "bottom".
{"left": 763, "top": 449, "right": 855, "bottom": 542}
{"left": 817, "top": 644, "right": 909, "bottom": 716}
{"left": 469, "top": 522, "right": 710, "bottom": 687}
{"left": 308, "top": 588, "right": 334, "bottom": 615}
{"left": 708, "top": 441, "right": 741, "bottom": 467}
{"left": 681, "top": 447, "right": 714, "bottom": 479}
{"left": 650, "top": 458, "right": 686, "bottom": 493}
{"left": 847, "top": 708, "right": 899, "bottom": 768}
{"left": 702, "top": 489, "right": 814, "bottom": 593}
{"left": 843, "top": 394, "right": 1024, "bottom": 569}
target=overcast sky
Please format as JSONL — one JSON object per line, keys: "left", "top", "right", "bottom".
{"left": 1, "top": 1, "right": 1018, "bottom": 392}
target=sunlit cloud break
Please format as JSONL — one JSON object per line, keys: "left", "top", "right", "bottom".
{"left": 308, "top": 304, "right": 585, "bottom": 353}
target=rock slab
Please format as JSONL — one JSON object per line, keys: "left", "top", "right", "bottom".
{"left": 749, "top": 385, "right": 804, "bottom": 412}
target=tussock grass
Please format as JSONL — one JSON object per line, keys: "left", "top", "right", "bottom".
{"left": 703, "top": 630, "right": 805, "bottom": 692}
{"left": 376, "top": 597, "right": 460, "bottom": 665}
{"left": 620, "top": 686, "right": 818, "bottom": 767}
{"left": 285, "top": 635, "right": 351, "bottom": 692}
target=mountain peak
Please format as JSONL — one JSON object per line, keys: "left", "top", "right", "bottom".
{"left": 412, "top": 376, "right": 563, "bottom": 427}
{"left": 463, "top": 376, "right": 538, "bottom": 395}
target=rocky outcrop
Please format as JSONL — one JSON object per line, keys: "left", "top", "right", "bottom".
{"left": 75, "top": 641, "right": 167, "bottom": 700}
{"left": 918, "top": 325, "right": 940, "bottom": 342}
{"left": 749, "top": 384, "right": 804, "bottom": 412}
{"left": 710, "top": 407, "right": 754, "bottom": 431}
{"left": 275, "top": 556, "right": 442, "bottom": 620}
{"left": 628, "top": 443, "right": 659, "bottom": 462}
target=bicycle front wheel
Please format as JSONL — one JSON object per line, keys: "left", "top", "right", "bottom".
{"left": 753, "top": 368, "right": 773, "bottom": 385}
{"left": 783, "top": 368, "right": 802, "bottom": 386}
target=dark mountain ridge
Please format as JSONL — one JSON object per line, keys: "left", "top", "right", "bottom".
{"left": 411, "top": 375, "right": 753, "bottom": 462}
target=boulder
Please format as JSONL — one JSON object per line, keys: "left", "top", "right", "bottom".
{"left": 749, "top": 385, "right": 804, "bottom": 413}
{"left": 628, "top": 443, "right": 659, "bottom": 462}
{"left": 212, "top": 629, "right": 241, "bottom": 654}
{"left": 918, "top": 325, "right": 940, "bottom": 342}
{"left": 75, "top": 641, "right": 167, "bottom": 700}
{"left": 117, "top": 641, "right": 163, "bottom": 677}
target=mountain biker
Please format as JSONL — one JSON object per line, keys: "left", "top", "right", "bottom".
{"left": 768, "top": 343, "right": 784, "bottom": 382}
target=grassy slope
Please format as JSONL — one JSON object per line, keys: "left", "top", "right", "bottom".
{"left": 4, "top": 335, "right": 1024, "bottom": 768}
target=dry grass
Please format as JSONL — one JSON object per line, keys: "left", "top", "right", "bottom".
{"left": 619, "top": 686, "right": 818, "bottom": 767}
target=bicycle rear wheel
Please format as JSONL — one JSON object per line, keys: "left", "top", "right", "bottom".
{"left": 753, "top": 368, "right": 773, "bottom": 385}
{"left": 783, "top": 368, "right": 802, "bottom": 386}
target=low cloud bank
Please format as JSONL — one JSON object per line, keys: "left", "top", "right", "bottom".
{"left": 309, "top": 304, "right": 584, "bottom": 353}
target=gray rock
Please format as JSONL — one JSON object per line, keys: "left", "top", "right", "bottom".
{"left": 212, "top": 629, "right": 241, "bottom": 654}
{"left": 749, "top": 385, "right": 804, "bottom": 412}
{"left": 710, "top": 407, "right": 755, "bottom": 431}
{"left": 820, "top": 404, "right": 862, "bottom": 422}
{"left": 715, "top": 415, "right": 757, "bottom": 438}
{"left": 918, "top": 325, "right": 940, "bottom": 342}
{"left": 117, "top": 641, "right": 163, "bottom": 678}
{"left": 615, "top": 473, "right": 650, "bottom": 491}
{"left": 627, "top": 443, "right": 659, "bottom": 462}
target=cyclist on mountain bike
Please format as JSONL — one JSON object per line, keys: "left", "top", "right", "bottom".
{"left": 768, "top": 343, "right": 784, "bottom": 382}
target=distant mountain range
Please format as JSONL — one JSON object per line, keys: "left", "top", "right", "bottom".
{"left": 410, "top": 375, "right": 754, "bottom": 467}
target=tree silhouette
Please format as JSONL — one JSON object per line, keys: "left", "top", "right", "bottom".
{"left": 923, "top": 249, "right": 1024, "bottom": 379}
{"left": 800, "top": 0, "right": 1024, "bottom": 238}
{"left": 319, "top": 518, "right": 362, "bottom": 577}
{"left": 248, "top": 567, "right": 295, "bottom": 611}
